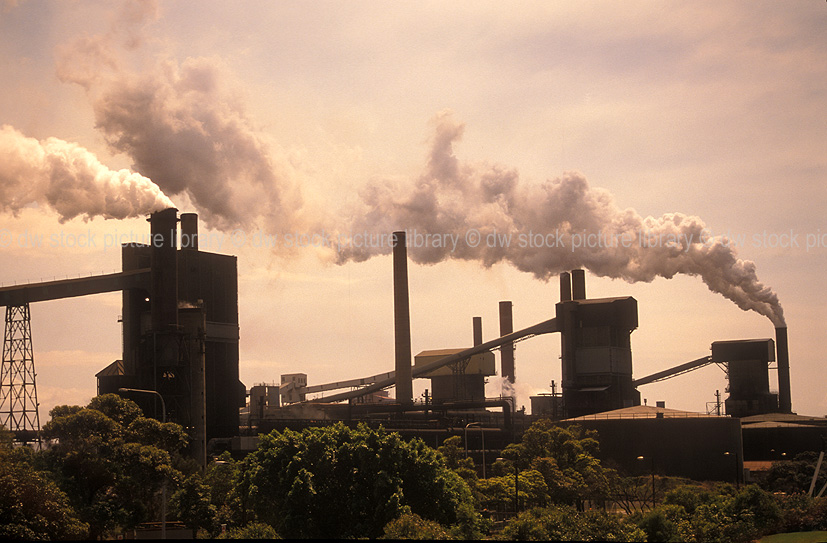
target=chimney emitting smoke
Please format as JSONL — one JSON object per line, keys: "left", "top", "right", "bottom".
{"left": 775, "top": 326, "right": 792, "bottom": 413}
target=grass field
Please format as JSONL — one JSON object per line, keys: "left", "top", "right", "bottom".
{"left": 760, "top": 532, "right": 827, "bottom": 543}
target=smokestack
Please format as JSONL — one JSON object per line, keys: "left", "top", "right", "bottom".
{"left": 776, "top": 326, "right": 792, "bottom": 413}
{"left": 560, "top": 271, "right": 572, "bottom": 302}
{"left": 571, "top": 269, "right": 586, "bottom": 300}
{"left": 180, "top": 305, "right": 207, "bottom": 469}
{"left": 180, "top": 213, "right": 198, "bottom": 251}
{"left": 149, "top": 208, "right": 179, "bottom": 332}
{"left": 499, "top": 301, "right": 515, "bottom": 383}
{"left": 473, "top": 316, "right": 483, "bottom": 347}
{"left": 393, "top": 231, "right": 413, "bottom": 405}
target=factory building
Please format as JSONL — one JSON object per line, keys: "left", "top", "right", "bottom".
{"left": 414, "top": 349, "right": 495, "bottom": 402}
{"left": 556, "top": 270, "right": 641, "bottom": 418}
{"left": 560, "top": 405, "right": 745, "bottom": 483}
{"left": 711, "top": 338, "right": 779, "bottom": 418}
{"left": 96, "top": 209, "right": 245, "bottom": 462}
{"left": 5, "top": 212, "right": 825, "bottom": 485}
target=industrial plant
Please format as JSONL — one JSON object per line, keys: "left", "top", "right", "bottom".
{"left": 1, "top": 208, "right": 825, "bottom": 482}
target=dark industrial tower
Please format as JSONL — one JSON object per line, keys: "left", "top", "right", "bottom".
{"left": 557, "top": 270, "right": 641, "bottom": 417}
{"left": 712, "top": 338, "right": 779, "bottom": 417}
{"left": 98, "top": 209, "right": 244, "bottom": 458}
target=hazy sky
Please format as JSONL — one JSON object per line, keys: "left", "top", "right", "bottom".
{"left": 1, "top": 0, "right": 825, "bottom": 423}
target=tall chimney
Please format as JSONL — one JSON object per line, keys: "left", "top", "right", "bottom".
{"left": 473, "top": 316, "right": 483, "bottom": 347}
{"left": 560, "top": 271, "right": 572, "bottom": 302}
{"left": 149, "top": 208, "right": 179, "bottom": 332}
{"left": 499, "top": 301, "right": 515, "bottom": 383}
{"left": 776, "top": 326, "right": 792, "bottom": 413}
{"left": 180, "top": 213, "right": 198, "bottom": 251}
{"left": 571, "top": 269, "right": 586, "bottom": 300}
{"left": 393, "top": 231, "right": 413, "bottom": 405}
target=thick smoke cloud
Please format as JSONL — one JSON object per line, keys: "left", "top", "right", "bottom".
{"left": 55, "top": 9, "right": 309, "bottom": 234}
{"left": 340, "top": 110, "right": 785, "bottom": 326}
{"left": 0, "top": 125, "right": 174, "bottom": 222}
{"left": 32, "top": 2, "right": 783, "bottom": 327}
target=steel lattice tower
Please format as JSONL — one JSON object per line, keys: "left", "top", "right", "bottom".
{"left": 0, "top": 303, "right": 41, "bottom": 443}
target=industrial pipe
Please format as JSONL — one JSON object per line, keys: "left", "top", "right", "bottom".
{"left": 309, "top": 318, "right": 559, "bottom": 404}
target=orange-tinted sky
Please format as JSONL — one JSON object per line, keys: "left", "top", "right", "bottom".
{"left": 1, "top": 1, "right": 825, "bottom": 422}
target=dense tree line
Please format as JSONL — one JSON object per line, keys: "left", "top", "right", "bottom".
{"left": 2, "top": 395, "right": 827, "bottom": 540}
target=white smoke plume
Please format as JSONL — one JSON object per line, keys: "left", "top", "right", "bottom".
{"left": 54, "top": 4, "right": 310, "bottom": 234}
{"left": 38, "top": 3, "right": 783, "bottom": 326}
{"left": 0, "top": 124, "right": 174, "bottom": 222}
{"left": 340, "top": 110, "right": 785, "bottom": 326}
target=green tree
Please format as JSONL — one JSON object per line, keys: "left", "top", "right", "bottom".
{"left": 205, "top": 452, "right": 245, "bottom": 529}
{"left": 476, "top": 467, "right": 549, "bottom": 511}
{"left": 636, "top": 504, "right": 688, "bottom": 543}
{"left": 438, "top": 435, "right": 478, "bottom": 483}
{"left": 489, "top": 419, "right": 616, "bottom": 508}
{"left": 762, "top": 451, "right": 827, "bottom": 495}
{"left": 42, "top": 394, "right": 189, "bottom": 539}
{"left": 775, "top": 494, "right": 827, "bottom": 532}
{"left": 170, "top": 473, "right": 218, "bottom": 534}
{"left": 658, "top": 483, "right": 782, "bottom": 543}
{"left": 499, "top": 505, "right": 645, "bottom": 541}
{"left": 214, "top": 521, "right": 280, "bottom": 539}
{"left": 381, "top": 512, "right": 452, "bottom": 540}
{"left": 238, "top": 422, "right": 481, "bottom": 539}
{"left": 0, "top": 426, "right": 88, "bottom": 540}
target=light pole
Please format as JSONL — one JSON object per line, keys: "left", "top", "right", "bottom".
{"left": 637, "top": 455, "right": 656, "bottom": 507}
{"left": 119, "top": 388, "right": 167, "bottom": 539}
{"left": 497, "top": 457, "right": 519, "bottom": 515}
{"left": 724, "top": 451, "right": 740, "bottom": 490}
{"left": 464, "top": 422, "right": 486, "bottom": 478}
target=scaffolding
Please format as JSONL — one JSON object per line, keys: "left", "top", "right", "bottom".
{"left": 0, "top": 303, "right": 41, "bottom": 444}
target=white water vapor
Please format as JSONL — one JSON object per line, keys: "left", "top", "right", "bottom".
{"left": 54, "top": 4, "right": 310, "bottom": 234}
{"left": 0, "top": 125, "right": 174, "bottom": 222}
{"left": 35, "top": 2, "right": 783, "bottom": 327}
{"left": 339, "top": 110, "right": 785, "bottom": 326}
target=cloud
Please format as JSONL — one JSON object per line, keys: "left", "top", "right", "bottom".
{"left": 0, "top": 124, "right": 174, "bottom": 222}
{"left": 338, "top": 110, "right": 785, "bottom": 326}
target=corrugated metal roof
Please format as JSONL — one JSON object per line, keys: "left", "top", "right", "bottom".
{"left": 743, "top": 421, "right": 818, "bottom": 429}
{"left": 741, "top": 413, "right": 827, "bottom": 425}
{"left": 563, "top": 404, "right": 721, "bottom": 421}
